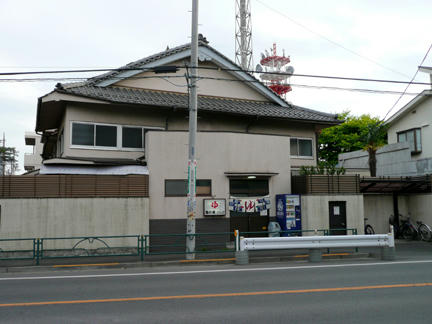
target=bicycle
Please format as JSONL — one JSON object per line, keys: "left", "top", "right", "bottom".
{"left": 416, "top": 220, "right": 432, "bottom": 242}
{"left": 398, "top": 213, "right": 432, "bottom": 241}
{"left": 399, "top": 215, "right": 417, "bottom": 240}
{"left": 364, "top": 218, "right": 375, "bottom": 235}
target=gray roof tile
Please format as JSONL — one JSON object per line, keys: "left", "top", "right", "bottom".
{"left": 59, "top": 85, "right": 339, "bottom": 123}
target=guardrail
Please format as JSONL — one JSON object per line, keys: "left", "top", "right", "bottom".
{"left": 1, "top": 228, "right": 370, "bottom": 265}
{"left": 234, "top": 226, "right": 395, "bottom": 264}
{"left": 0, "top": 232, "right": 235, "bottom": 264}
{"left": 0, "top": 238, "right": 37, "bottom": 261}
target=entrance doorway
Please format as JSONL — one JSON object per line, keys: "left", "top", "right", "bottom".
{"left": 329, "top": 201, "right": 347, "bottom": 235}
{"left": 228, "top": 177, "right": 269, "bottom": 236}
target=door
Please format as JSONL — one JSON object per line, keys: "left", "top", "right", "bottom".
{"left": 229, "top": 211, "right": 268, "bottom": 237}
{"left": 329, "top": 201, "right": 347, "bottom": 235}
{"left": 229, "top": 178, "right": 270, "bottom": 237}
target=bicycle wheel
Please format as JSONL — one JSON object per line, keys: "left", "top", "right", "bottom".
{"left": 401, "top": 225, "right": 416, "bottom": 240}
{"left": 365, "top": 224, "right": 375, "bottom": 235}
{"left": 418, "top": 224, "right": 432, "bottom": 242}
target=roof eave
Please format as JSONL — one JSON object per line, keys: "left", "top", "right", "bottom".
{"left": 385, "top": 90, "right": 432, "bottom": 125}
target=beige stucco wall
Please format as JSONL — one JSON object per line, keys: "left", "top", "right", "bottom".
{"left": 115, "top": 60, "right": 269, "bottom": 101}
{"left": 363, "top": 194, "right": 409, "bottom": 234}
{"left": 301, "top": 194, "right": 364, "bottom": 234}
{"left": 0, "top": 198, "right": 149, "bottom": 249}
{"left": 146, "top": 131, "right": 291, "bottom": 220}
{"left": 406, "top": 193, "right": 432, "bottom": 226}
{"left": 62, "top": 104, "right": 166, "bottom": 160}
{"left": 59, "top": 103, "right": 319, "bottom": 168}
{"left": 388, "top": 97, "right": 432, "bottom": 160}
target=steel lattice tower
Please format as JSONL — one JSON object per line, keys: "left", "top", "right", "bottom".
{"left": 235, "top": 0, "right": 253, "bottom": 71}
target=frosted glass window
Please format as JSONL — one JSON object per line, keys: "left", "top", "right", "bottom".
{"left": 95, "top": 125, "right": 117, "bottom": 147}
{"left": 397, "top": 128, "right": 421, "bottom": 153}
{"left": 72, "top": 123, "right": 94, "bottom": 146}
{"left": 122, "top": 127, "right": 143, "bottom": 148}
{"left": 290, "top": 138, "right": 312, "bottom": 157}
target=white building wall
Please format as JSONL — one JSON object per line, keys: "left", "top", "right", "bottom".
{"left": 146, "top": 131, "right": 291, "bottom": 220}
{"left": 387, "top": 97, "right": 432, "bottom": 160}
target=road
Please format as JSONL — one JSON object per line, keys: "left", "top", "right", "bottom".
{"left": 1, "top": 256, "right": 432, "bottom": 323}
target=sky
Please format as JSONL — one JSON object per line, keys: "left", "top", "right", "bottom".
{"left": 1, "top": 0, "right": 431, "bottom": 173}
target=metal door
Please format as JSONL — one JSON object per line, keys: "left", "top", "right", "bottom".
{"left": 229, "top": 212, "right": 268, "bottom": 237}
{"left": 329, "top": 201, "right": 347, "bottom": 235}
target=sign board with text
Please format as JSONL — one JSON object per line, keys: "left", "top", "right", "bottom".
{"left": 203, "top": 199, "right": 226, "bottom": 216}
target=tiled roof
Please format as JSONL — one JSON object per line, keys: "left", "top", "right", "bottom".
{"left": 87, "top": 42, "right": 192, "bottom": 85}
{"left": 58, "top": 85, "right": 339, "bottom": 123}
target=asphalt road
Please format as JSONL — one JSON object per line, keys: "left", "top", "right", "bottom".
{"left": 1, "top": 253, "right": 432, "bottom": 323}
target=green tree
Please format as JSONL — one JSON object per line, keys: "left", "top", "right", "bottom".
{"left": 318, "top": 112, "right": 387, "bottom": 171}
{"left": 0, "top": 146, "right": 19, "bottom": 175}
{"left": 364, "top": 122, "right": 388, "bottom": 176}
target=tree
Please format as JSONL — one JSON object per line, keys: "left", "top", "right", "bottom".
{"left": 0, "top": 146, "right": 19, "bottom": 175}
{"left": 364, "top": 122, "right": 388, "bottom": 176}
{"left": 318, "top": 112, "right": 387, "bottom": 172}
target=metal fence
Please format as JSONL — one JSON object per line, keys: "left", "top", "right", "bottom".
{"left": 0, "top": 228, "right": 358, "bottom": 264}
{"left": 0, "top": 174, "right": 149, "bottom": 198}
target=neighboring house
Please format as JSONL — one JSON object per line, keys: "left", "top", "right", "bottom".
{"left": 34, "top": 35, "right": 340, "bottom": 235}
{"left": 339, "top": 67, "right": 432, "bottom": 177}
{"left": 337, "top": 67, "right": 432, "bottom": 234}
{"left": 24, "top": 132, "right": 43, "bottom": 172}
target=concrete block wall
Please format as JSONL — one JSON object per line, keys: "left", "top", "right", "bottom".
{"left": 0, "top": 197, "right": 149, "bottom": 250}
{"left": 301, "top": 194, "right": 364, "bottom": 235}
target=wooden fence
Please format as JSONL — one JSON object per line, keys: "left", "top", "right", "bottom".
{"left": 0, "top": 175, "right": 149, "bottom": 198}
{"left": 292, "top": 175, "right": 360, "bottom": 194}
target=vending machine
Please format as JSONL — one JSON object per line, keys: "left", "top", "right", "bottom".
{"left": 276, "top": 194, "right": 302, "bottom": 236}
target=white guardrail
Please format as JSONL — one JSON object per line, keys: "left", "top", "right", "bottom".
{"left": 234, "top": 226, "right": 395, "bottom": 264}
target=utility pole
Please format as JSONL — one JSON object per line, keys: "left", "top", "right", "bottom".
{"left": 1, "top": 133, "right": 5, "bottom": 176}
{"left": 186, "top": 0, "right": 199, "bottom": 260}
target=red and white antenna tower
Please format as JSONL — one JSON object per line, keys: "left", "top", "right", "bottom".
{"left": 257, "top": 43, "right": 294, "bottom": 97}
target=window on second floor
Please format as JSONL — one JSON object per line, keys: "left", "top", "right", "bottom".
{"left": 397, "top": 128, "right": 421, "bottom": 154}
{"left": 290, "top": 138, "right": 313, "bottom": 158}
{"left": 71, "top": 122, "right": 161, "bottom": 151}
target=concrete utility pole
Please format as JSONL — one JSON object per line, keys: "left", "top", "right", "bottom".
{"left": 186, "top": 0, "right": 199, "bottom": 260}
{"left": 1, "top": 133, "right": 5, "bottom": 176}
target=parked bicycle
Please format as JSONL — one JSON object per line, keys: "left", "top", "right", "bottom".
{"left": 364, "top": 218, "right": 375, "bottom": 235}
{"left": 396, "top": 213, "right": 432, "bottom": 241}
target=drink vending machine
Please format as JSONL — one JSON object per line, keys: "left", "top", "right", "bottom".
{"left": 276, "top": 194, "right": 302, "bottom": 236}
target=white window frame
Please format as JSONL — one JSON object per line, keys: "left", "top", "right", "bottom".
{"left": 290, "top": 137, "right": 314, "bottom": 159}
{"left": 70, "top": 121, "right": 163, "bottom": 151}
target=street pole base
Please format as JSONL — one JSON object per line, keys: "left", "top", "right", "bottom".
{"left": 381, "top": 246, "right": 396, "bottom": 261}
{"left": 308, "top": 249, "right": 322, "bottom": 262}
{"left": 235, "top": 250, "right": 249, "bottom": 265}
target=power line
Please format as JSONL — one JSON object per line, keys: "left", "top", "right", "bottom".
{"left": 383, "top": 43, "right": 432, "bottom": 121}
{"left": 0, "top": 66, "right": 430, "bottom": 86}
{"left": 0, "top": 74, "right": 420, "bottom": 96}
{"left": 254, "top": 0, "right": 411, "bottom": 79}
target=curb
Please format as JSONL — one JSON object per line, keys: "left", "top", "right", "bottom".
{"left": 0, "top": 252, "right": 372, "bottom": 273}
